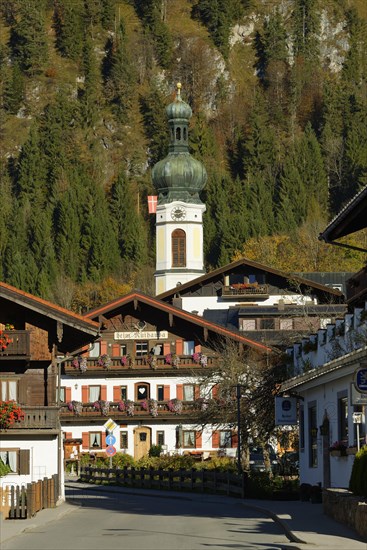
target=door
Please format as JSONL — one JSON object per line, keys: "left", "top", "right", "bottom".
{"left": 134, "top": 426, "right": 151, "bottom": 460}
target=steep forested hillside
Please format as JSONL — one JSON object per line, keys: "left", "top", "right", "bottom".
{"left": 0, "top": 0, "right": 366, "bottom": 310}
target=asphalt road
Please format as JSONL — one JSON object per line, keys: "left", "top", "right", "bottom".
{"left": 1, "top": 487, "right": 293, "bottom": 550}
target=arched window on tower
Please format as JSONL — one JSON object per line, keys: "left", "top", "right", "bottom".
{"left": 176, "top": 127, "right": 181, "bottom": 140}
{"left": 172, "top": 229, "right": 186, "bottom": 267}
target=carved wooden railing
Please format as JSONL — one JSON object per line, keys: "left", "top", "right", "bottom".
{"left": 0, "top": 331, "right": 31, "bottom": 358}
{"left": 222, "top": 284, "right": 269, "bottom": 298}
{"left": 2, "top": 406, "right": 59, "bottom": 430}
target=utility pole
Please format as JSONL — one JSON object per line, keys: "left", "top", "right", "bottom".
{"left": 236, "top": 384, "right": 242, "bottom": 475}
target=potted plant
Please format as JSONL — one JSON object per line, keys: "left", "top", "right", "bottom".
{"left": 329, "top": 441, "right": 347, "bottom": 456}
{"left": 346, "top": 445, "right": 358, "bottom": 455}
{"left": 97, "top": 354, "right": 111, "bottom": 369}
{"left": 0, "top": 401, "right": 24, "bottom": 429}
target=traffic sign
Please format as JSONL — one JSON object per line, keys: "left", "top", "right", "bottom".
{"left": 106, "top": 434, "right": 116, "bottom": 446}
{"left": 105, "top": 445, "right": 116, "bottom": 456}
{"left": 354, "top": 367, "right": 367, "bottom": 393}
{"left": 103, "top": 418, "right": 118, "bottom": 432}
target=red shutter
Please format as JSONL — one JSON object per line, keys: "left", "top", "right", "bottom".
{"left": 176, "top": 339, "right": 183, "bottom": 355}
{"left": 212, "top": 385, "right": 219, "bottom": 399}
{"left": 194, "top": 385, "right": 200, "bottom": 399}
{"left": 195, "top": 432, "right": 202, "bottom": 448}
{"left": 65, "top": 387, "right": 72, "bottom": 402}
{"left": 65, "top": 432, "right": 72, "bottom": 439}
{"left": 212, "top": 431, "right": 220, "bottom": 448}
{"left": 82, "top": 432, "right": 89, "bottom": 449}
{"left": 232, "top": 431, "right": 238, "bottom": 448}
{"left": 113, "top": 386, "right": 121, "bottom": 401}
{"left": 100, "top": 341, "right": 108, "bottom": 355}
{"left": 101, "top": 385, "right": 107, "bottom": 400}
{"left": 163, "top": 343, "right": 171, "bottom": 355}
{"left": 194, "top": 344, "right": 202, "bottom": 353}
{"left": 102, "top": 432, "right": 106, "bottom": 449}
{"left": 82, "top": 385, "right": 89, "bottom": 403}
{"left": 163, "top": 385, "right": 170, "bottom": 400}
{"left": 176, "top": 384, "right": 183, "bottom": 400}
{"left": 112, "top": 343, "right": 120, "bottom": 357}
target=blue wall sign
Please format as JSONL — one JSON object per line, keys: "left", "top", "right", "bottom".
{"left": 355, "top": 367, "right": 367, "bottom": 393}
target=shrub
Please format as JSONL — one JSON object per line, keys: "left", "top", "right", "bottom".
{"left": 349, "top": 445, "right": 367, "bottom": 496}
{"left": 0, "top": 458, "right": 11, "bottom": 477}
{"left": 148, "top": 445, "right": 162, "bottom": 457}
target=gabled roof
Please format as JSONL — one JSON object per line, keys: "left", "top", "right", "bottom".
{"left": 156, "top": 257, "right": 344, "bottom": 301}
{"left": 85, "top": 291, "right": 273, "bottom": 354}
{"left": 0, "top": 282, "right": 99, "bottom": 353}
{"left": 319, "top": 185, "right": 367, "bottom": 242}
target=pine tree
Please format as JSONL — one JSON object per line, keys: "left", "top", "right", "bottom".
{"left": 9, "top": 0, "right": 48, "bottom": 74}
{"left": 292, "top": 0, "right": 320, "bottom": 61}
{"left": 16, "top": 125, "right": 48, "bottom": 202}
{"left": 140, "top": 86, "right": 169, "bottom": 167}
{"left": 3, "top": 61, "right": 24, "bottom": 114}
{"left": 53, "top": 0, "right": 85, "bottom": 61}
{"left": 79, "top": 34, "right": 102, "bottom": 128}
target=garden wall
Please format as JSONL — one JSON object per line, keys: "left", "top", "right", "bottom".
{"left": 323, "top": 488, "right": 367, "bottom": 541}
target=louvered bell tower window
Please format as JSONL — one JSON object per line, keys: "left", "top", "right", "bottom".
{"left": 172, "top": 229, "right": 186, "bottom": 267}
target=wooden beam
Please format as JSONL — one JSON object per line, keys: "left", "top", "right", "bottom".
{"left": 169, "top": 313, "right": 173, "bottom": 327}
{"left": 204, "top": 327, "right": 208, "bottom": 342}
{"left": 134, "top": 299, "right": 138, "bottom": 310}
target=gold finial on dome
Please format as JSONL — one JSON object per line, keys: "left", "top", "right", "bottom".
{"left": 176, "top": 82, "right": 182, "bottom": 98}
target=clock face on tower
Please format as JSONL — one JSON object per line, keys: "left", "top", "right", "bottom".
{"left": 170, "top": 207, "right": 186, "bottom": 221}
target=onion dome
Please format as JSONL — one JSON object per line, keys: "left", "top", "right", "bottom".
{"left": 152, "top": 83, "right": 207, "bottom": 204}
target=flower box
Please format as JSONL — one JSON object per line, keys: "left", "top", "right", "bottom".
{"left": 346, "top": 447, "right": 358, "bottom": 455}
{"left": 330, "top": 450, "right": 341, "bottom": 457}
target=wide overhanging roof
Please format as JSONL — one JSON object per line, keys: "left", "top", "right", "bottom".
{"left": 86, "top": 291, "right": 273, "bottom": 354}
{"left": 319, "top": 185, "right": 367, "bottom": 242}
{"left": 0, "top": 281, "right": 99, "bottom": 353}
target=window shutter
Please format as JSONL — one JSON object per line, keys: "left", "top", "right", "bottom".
{"left": 101, "top": 385, "right": 107, "bottom": 401}
{"left": 212, "top": 385, "right": 219, "bottom": 399}
{"left": 176, "top": 384, "right": 183, "bottom": 400}
{"left": 176, "top": 339, "right": 183, "bottom": 355}
{"left": 19, "top": 449, "right": 30, "bottom": 475}
{"left": 112, "top": 343, "right": 120, "bottom": 356}
{"left": 194, "top": 344, "right": 202, "bottom": 353}
{"left": 100, "top": 341, "right": 108, "bottom": 355}
{"left": 82, "top": 432, "right": 89, "bottom": 449}
{"left": 65, "top": 432, "right": 72, "bottom": 439}
{"left": 81, "top": 385, "right": 88, "bottom": 403}
{"left": 102, "top": 432, "right": 106, "bottom": 449}
{"left": 195, "top": 432, "right": 202, "bottom": 448}
{"left": 212, "top": 431, "right": 220, "bottom": 448}
{"left": 194, "top": 385, "right": 200, "bottom": 399}
{"left": 163, "top": 343, "right": 171, "bottom": 355}
{"left": 163, "top": 385, "right": 170, "bottom": 400}
{"left": 113, "top": 386, "right": 121, "bottom": 401}
{"left": 65, "top": 387, "right": 72, "bottom": 402}
{"left": 231, "top": 431, "right": 238, "bottom": 448}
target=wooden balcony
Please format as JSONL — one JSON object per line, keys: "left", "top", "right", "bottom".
{"left": 60, "top": 400, "right": 200, "bottom": 423}
{"left": 2, "top": 406, "right": 59, "bottom": 432}
{"left": 221, "top": 284, "right": 269, "bottom": 300}
{"left": 0, "top": 330, "right": 31, "bottom": 359}
{"left": 63, "top": 354, "right": 217, "bottom": 375}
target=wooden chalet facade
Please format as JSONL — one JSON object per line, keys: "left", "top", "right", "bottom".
{"left": 157, "top": 257, "right": 347, "bottom": 347}
{"left": 59, "top": 292, "right": 271, "bottom": 462}
{"left": 0, "top": 282, "right": 99, "bottom": 492}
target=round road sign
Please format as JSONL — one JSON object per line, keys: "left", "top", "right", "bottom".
{"left": 106, "top": 434, "right": 116, "bottom": 446}
{"left": 105, "top": 445, "right": 117, "bottom": 456}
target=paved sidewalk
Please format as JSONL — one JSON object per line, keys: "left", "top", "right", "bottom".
{"left": 1, "top": 481, "right": 366, "bottom": 549}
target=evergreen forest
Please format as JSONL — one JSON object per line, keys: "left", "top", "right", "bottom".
{"left": 0, "top": 0, "right": 367, "bottom": 311}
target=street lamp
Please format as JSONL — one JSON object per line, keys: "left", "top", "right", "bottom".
{"left": 236, "top": 384, "right": 242, "bottom": 475}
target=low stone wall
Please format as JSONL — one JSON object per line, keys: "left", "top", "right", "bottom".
{"left": 323, "top": 488, "right": 367, "bottom": 541}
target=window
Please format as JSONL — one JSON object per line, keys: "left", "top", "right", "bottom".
{"left": 89, "top": 432, "right": 102, "bottom": 449}
{"left": 0, "top": 380, "right": 18, "bottom": 401}
{"left": 183, "top": 340, "right": 194, "bottom": 355}
{"left": 280, "top": 319, "right": 293, "bottom": 330}
{"left": 308, "top": 404, "right": 318, "bottom": 467}
{"left": 136, "top": 383, "right": 149, "bottom": 401}
{"left": 338, "top": 394, "right": 348, "bottom": 442}
{"left": 120, "top": 431, "right": 128, "bottom": 449}
{"left": 136, "top": 342, "right": 148, "bottom": 357}
{"left": 120, "top": 344, "right": 127, "bottom": 356}
{"left": 183, "top": 431, "right": 196, "bottom": 448}
{"left": 299, "top": 407, "right": 305, "bottom": 450}
{"left": 183, "top": 384, "right": 195, "bottom": 401}
{"left": 157, "top": 385, "right": 164, "bottom": 401}
{"left": 0, "top": 449, "right": 30, "bottom": 475}
{"left": 89, "top": 342, "right": 100, "bottom": 358}
{"left": 120, "top": 386, "right": 127, "bottom": 400}
{"left": 172, "top": 229, "right": 186, "bottom": 267}
{"left": 89, "top": 386, "right": 101, "bottom": 402}
{"left": 240, "top": 319, "right": 256, "bottom": 331}
{"left": 260, "top": 318, "right": 275, "bottom": 330}
{"left": 59, "top": 387, "right": 66, "bottom": 403}
{"left": 157, "top": 431, "right": 165, "bottom": 446}
{"left": 219, "top": 431, "right": 232, "bottom": 448}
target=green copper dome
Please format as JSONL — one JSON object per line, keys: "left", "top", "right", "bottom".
{"left": 152, "top": 83, "right": 207, "bottom": 204}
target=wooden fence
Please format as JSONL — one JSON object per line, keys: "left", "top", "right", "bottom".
{"left": 80, "top": 466, "right": 246, "bottom": 498}
{"left": 0, "top": 474, "right": 59, "bottom": 519}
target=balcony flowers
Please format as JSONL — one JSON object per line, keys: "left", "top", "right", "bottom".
{"left": 141, "top": 398, "right": 158, "bottom": 417}
{"left": 167, "top": 398, "right": 183, "bottom": 414}
{"left": 0, "top": 330, "right": 13, "bottom": 352}
{"left": 125, "top": 399, "right": 135, "bottom": 416}
{"left": 93, "top": 400, "right": 110, "bottom": 415}
{"left": 0, "top": 401, "right": 24, "bottom": 428}
{"left": 329, "top": 441, "right": 347, "bottom": 456}
{"left": 117, "top": 400, "right": 125, "bottom": 412}
{"left": 67, "top": 400, "right": 83, "bottom": 416}
{"left": 195, "top": 397, "right": 208, "bottom": 411}
{"left": 192, "top": 352, "right": 208, "bottom": 367}
{"left": 97, "top": 354, "right": 111, "bottom": 369}
{"left": 120, "top": 355, "right": 128, "bottom": 366}
{"left": 72, "top": 356, "right": 87, "bottom": 372}
{"left": 146, "top": 354, "right": 157, "bottom": 369}
{"left": 165, "top": 353, "right": 180, "bottom": 367}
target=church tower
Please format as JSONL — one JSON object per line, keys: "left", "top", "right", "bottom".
{"left": 152, "top": 83, "right": 207, "bottom": 295}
